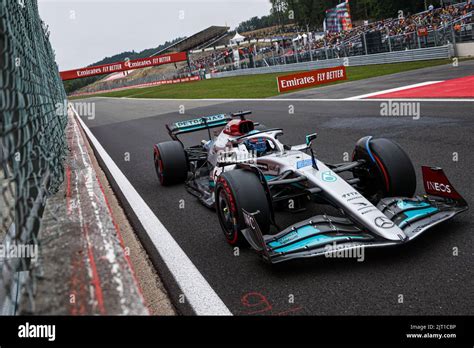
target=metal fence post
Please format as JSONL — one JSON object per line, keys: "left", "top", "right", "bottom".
{"left": 293, "top": 42, "right": 299, "bottom": 63}
{"left": 387, "top": 28, "right": 392, "bottom": 52}
{"left": 362, "top": 33, "right": 368, "bottom": 55}
{"left": 451, "top": 24, "right": 456, "bottom": 44}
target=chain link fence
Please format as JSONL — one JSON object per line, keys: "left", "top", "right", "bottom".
{"left": 0, "top": 0, "right": 67, "bottom": 314}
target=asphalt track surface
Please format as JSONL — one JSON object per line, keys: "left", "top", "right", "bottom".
{"left": 81, "top": 64, "right": 474, "bottom": 315}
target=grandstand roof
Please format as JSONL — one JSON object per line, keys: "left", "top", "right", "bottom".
{"left": 152, "top": 26, "right": 229, "bottom": 55}
{"left": 230, "top": 32, "right": 245, "bottom": 43}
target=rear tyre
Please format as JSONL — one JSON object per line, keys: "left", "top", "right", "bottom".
{"left": 215, "top": 169, "right": 271, "bottom": 246}
{"left": 352, "top": 137, "right": 416, "bottom": 199}
{"left": 153, "top": 141, "right": 188, "bottom": 186}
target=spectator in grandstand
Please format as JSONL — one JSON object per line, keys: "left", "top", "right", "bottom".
{"left": 184, "top": 2, "right": 472, "bottom": 74}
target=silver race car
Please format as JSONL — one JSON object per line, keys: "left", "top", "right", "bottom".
{"left": 153, "top": 111, "right": 468, "bottom": 263}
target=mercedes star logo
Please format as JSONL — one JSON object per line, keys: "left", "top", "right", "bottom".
{"left": 374, "top": 216, "right": 395, "bottom": 229}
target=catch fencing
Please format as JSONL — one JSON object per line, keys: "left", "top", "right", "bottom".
{"left": 210, "top": 44, "right": 454, "bottom": 79}
{"left": 196, "top": 12, "right": 470, "bottom": 78}
{"left": 0, "top": 0, "right": 67, "bottom": 314}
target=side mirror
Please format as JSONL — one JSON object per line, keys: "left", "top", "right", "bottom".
{"left": 305, "top": 133, "right": 318, "bottom": 146}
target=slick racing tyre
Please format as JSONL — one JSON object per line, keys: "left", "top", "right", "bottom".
{"left": 215, "top": 169, "right": 271, "bottom": 246}
{"left": 153, "top": 141, "right": 188, "bottom": 186}
{"left": 352, "top": 137, "right": 416, "bottom": 199}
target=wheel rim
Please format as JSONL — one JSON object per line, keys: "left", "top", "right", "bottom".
{"left": 217, "top": 189, "right": 236, "bottom": 239}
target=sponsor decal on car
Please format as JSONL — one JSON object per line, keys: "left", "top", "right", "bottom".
{"left": 276, "top": 231, "right": 299, "bottom": 245}
{"left": 175, "top": 114, "right": 227, "bottom": 129}
{"left": 256, "top": 163, "right": 269, "bottom": 171}
{"left": 321, "top": 171, "right": 337, "bottom": 182}
{"left": 342, "top": 191, "right": 361, "bottom": 200}
{"left": 374, "top": 216, "right": 395, "bottom": 229}
{"left": 421, "top": 166, "right": 463, "bottom": 200}
{"left": 296, "top": 159, "right": 313, "bottom": 169}
{"left": 426, "top": 181, "right": 452, "bottom": 193}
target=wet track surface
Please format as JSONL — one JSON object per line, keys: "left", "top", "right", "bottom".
{"left": 81, "top": 66, "right": 474, "bottom": 315}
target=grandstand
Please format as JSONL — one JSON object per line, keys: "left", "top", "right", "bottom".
{"left": 186, "top": 1, "right": 473, "bottom": 75}
{"left": 153, "top": 26, "right": 229, "bottom": 55}
{"left": 71, "top": 2, "right": 473, "bottom": 95}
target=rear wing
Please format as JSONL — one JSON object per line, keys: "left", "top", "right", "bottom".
{"left": 166, "top": 113, "right": 232, "bottom": 140}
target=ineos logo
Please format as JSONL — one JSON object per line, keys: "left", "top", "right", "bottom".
{"left": 427, "top": 181, "right": 451, "bottom": 193}
{"left": 374, "top": 216, "right": 394, "bottom": 229}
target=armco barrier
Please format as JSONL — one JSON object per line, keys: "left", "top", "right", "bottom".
{"left": 69, "top": 75, "right": 200, "bottom": 98}
{"left": 210, "top": 45, "right": 454, "bottom": 79}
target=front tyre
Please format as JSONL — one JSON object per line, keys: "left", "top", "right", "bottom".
{"left": 352, "top": 137, "right": 416, "bottom": 199}
{"left": 153, "top": 141, "right": 188, "bottom": 186}
{"left": 215, "top": 169, "right": 271, "bottom": 246}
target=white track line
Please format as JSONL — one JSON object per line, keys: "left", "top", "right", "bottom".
{"left": 73, "top": 106, "right": 232, "bottom": 316}
{"left": 86, "top": 96, "right": 474, "bottom": 102}
{"left": 344, "top": 81, "right": 443, "bottom": 100}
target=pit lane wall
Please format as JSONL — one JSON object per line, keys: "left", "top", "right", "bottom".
{"left": 210, "top": 45, "right": 454, "bottom": 79}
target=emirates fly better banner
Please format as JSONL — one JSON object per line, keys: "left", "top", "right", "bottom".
{"left": 277, "top": 66, "right": 347, "bottom": 93}
{"left": 60, "top": 52, "right": 187, "bottom": 80}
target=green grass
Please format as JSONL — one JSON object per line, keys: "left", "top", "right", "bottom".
{"left": 73, "top": 59, "right": 451, "bottom": 100}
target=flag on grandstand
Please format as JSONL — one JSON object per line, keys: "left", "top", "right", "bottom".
{"left": 233, "top": 47, "right": 240, "bottom": 68}
{"left": 324, "top": 0, "right": 353, "bottom": 33}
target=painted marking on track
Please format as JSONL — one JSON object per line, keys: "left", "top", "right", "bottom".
{"left": 240, "top": 292, "right": 303, "bottom": 315}
{"left": 343, "top": 81, "right": 444, "bottom": 100}
{"left": 72, "top": 106, "right": 232, "bottom": 316}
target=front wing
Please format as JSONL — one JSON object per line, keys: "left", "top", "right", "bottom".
{"left": 242, "top": 195, "right": 467, "bottom": 264}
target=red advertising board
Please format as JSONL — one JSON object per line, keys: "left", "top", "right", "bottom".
{"left": 277, "top": 66, "right": 347, "bottom": 93}
{"left": 60, "top": 52, "right": 187, "bottom": 81}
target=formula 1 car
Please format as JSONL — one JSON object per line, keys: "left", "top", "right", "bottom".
{"left": 153, "top": 111, "right": 468, "bottom": 263}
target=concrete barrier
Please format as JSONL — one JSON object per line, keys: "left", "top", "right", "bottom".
{"left": 455, "top": 42, "right": 474, "bottom": 57}
{"left": 22, "top": 109, "right": 150, "bottom": 315}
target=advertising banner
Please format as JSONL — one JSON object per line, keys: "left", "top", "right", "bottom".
{"left": 277, "top": 66, "right": 347, "bottom": 93}
{"left": 60, "top": 52, "right": 187, "bottom": 80}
